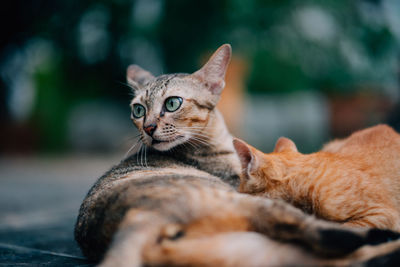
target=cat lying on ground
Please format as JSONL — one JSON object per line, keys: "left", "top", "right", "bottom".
{"left": 234, "top": 124, "right": 400, "bottom": 231}
{"left": 75, "top": 45, "right": 400, "bottom": 266}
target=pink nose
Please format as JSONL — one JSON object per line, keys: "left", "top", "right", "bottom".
{"left": 143, "top": 124, "right": 157, "bottom": 136}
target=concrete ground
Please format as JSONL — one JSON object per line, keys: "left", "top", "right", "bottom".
{"left": 0, "top": 154, "right": 121, "bottom": 266}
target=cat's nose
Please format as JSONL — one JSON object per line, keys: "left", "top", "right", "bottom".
{"left": 143, "top": 124, "right": 157, "bottom": 136}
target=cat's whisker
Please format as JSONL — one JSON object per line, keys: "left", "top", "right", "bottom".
{"left": 136, "top": 144, "right": 140, "bottom": 165}
{"left": 176, "top": 125, "right": 212, "bottom": 128}
{"left": 122, "top": 133, "right": 142, "bottom": 142}
{"left": 177, "top": 129, "right": 216, "bottom": 147}
{"left": 188, "top": 131, "right": 213, "bottom": 139}
{"left": 176, "top": 126, "right": 213, "bottom": 131}
{"left": 116, "top": 80, "right": 137, "bottom": 93}
{"left": 176, "top": 127, "right": 213, "bottom": 136}
{"left": 160, "top": 133, "right": 179, "bottom": 139}
{"left": 140, "top": 144, "right": 145, "bottom": 168}
{"left": 137, "top": 143, "right": 145, "bottom": 166}
{"left": 117, "top": 133, "right": 142, "bottom": 152}
{"left": 182, "top": 130, "right": 218, "bottom": 146}
{"left": 144, "top": 145, "right": 148, "bottom": 168}
{"left": 186, "top": 135, "right": 215, "bottom": 148}
{"left": 125, "top": 137, "right": 143, "bottom": 158}
{"left": 186, "top": 140, "right": 201, "bottom": 150}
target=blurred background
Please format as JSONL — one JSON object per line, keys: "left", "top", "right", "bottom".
{"left": 1, "top": 0, "right": 400, "bottom": 263}
{"left": 1, "top": 0, "right": 400, "bottom": 154}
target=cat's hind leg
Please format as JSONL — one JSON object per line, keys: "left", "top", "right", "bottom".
{"left": 99, "top": 209, "right": 172, "bottom": 267}
{"left": 145, "top": 231, "right": 326, "bottom": 267}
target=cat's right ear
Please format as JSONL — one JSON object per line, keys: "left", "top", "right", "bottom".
{"left": 233, "top": 138, "right": 259, "bottom": 176}
{"left": 192, "top": 44, "right": 232, "bottom": 95}
{"left": 126, "top": 64, "right": 155, "bottom": 89}
{"left": 274, "top": 137, "right": 298, "bottom": 153}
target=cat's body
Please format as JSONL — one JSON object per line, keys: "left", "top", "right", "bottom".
{"left": 234, "top": 124, "right": 400, "bottom": 231}
{"left": 75, "top": 45, "right": 400, "bottom": 266}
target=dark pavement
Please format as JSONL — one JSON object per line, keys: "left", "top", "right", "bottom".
{"left": 0, "top": 155, "right": 120, "bottom": 266}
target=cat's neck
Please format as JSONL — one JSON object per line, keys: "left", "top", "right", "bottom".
{"left": 178, "top": 109, "right": 241, "bottom": 187}
{"left": 181, "top": 109, "right": 234, "bottom": 155}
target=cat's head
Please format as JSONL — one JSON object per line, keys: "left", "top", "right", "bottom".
{"left": 232, "top": 137, "right": 299, "bottom": 194}
{"left": 127, "top": 44, "right": 231, "bottom": 151}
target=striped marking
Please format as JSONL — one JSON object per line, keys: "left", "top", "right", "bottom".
{"left": 185, "top": 98, "right": 214, "bottom": 110}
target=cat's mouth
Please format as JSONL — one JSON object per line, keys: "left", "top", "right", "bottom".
{"left": 151, "top": 135, "right": 184, "bottom": 145}
{"left": 151, "top": 139, "right": 167, "bottom": 145}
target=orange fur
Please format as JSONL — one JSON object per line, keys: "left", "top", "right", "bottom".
{"left": 234, "top": 125, "right": 400, "bottom": 231}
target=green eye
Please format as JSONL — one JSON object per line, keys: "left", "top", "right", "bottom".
{"left": 165, "top": 97, "right": 183, "bottom": 112}
{"left": 132, "top": 104, "right": 145, "bottom": 118}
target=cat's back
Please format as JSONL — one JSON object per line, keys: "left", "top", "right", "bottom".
{"left": 332, "top": 125, "right": 400, "bottom": 204}
{"left": 332, "top": 124, "right": 400, "bottom": 157}
{"left": 78, "top": 150, "right": 233, "bottom": 221}
{"left": 75, "top": 150, "right": 234, "bottom": 259}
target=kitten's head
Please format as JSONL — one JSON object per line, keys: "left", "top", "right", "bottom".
{"left": 232, "top": 137, "right": 299, "bottom": 194}
{"left": 127, "top": 44, "right": 231, "bottom": 151}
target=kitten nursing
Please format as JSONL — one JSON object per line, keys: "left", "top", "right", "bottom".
{"left": 234, "top": 124, "right": 400, "bottom": 231}
{"left": 75, "top": 44, "right": 400, "bottom": 266}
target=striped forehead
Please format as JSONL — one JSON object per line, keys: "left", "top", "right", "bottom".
{"left": 139, "top": 73, "right": 188, "bottom": 107}
{"left": 147, "top": 75, "right": 175, "bottom": 98}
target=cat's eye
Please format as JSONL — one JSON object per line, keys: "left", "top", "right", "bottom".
{"left": 132, "top": 104, "right": 146, "bottom": 118}
{"left": 165, "top": 97, "right": 183, "bottom": 112}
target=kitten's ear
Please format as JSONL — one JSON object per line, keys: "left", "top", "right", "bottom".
{"left": 192, "top": 44, "right": 232, "bottom": 95}
{"left": 274, "top": 137, "right": 298, "bottom": 153}
{"left": 127, "top": 64, "right": 155, "bottom": 89}
{"left": 233, "top": 138, "right": 259, "bottom": 174}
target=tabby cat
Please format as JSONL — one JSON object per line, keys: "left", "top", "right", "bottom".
{"left": 75, "top": 45, "right": 400, "bottom": 267}
{"left": 233, "top": 124, "right": 400, "bottom": 231}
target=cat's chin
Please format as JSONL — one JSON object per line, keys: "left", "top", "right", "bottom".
{"left": 150, "top": 136, "right": 188, "bottom": 151}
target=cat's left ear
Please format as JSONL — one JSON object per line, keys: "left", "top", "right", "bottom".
{"left": 192, "top": 44, "right": 232, "bottom": 95}
{"left": 126, "top": 64, "right": 155, "bottom": 89}
{"left": 233, "top": 138, "right": 259, "bottom": 176}
{"left": 274, "top": 137, "right": 298, "bottom": 153}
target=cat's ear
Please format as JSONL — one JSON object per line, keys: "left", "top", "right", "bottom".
{"left": 233, "top": 138, "right": 260, "bottom": 175}
{"left": 192, "top": 44, "right": 232, "bottom": 95}
{"left": 126, "top": 64, "right": 155, "bottom": 89}
{"left": 274, "top": 137, "right": 298, "bottom": 153}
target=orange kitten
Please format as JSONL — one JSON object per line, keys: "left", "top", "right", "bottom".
{"left": 233, "top": 125, "right": 400, "bottom": 231}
